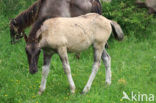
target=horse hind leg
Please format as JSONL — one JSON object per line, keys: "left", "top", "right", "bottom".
{"left": 38, "top": 51, "right": 53, "bottom": 95}
{"left": 148, "top": 7, "right": 156, "bottom": 14}
{"left": 82, "top": 43, "right": 104, "bottom": 94}
{"left": 75, "top": 53, "right": 80, "bottom": 59}
{"left": 58, "top": 47, "right": 76, "bottom": 93}
{"left": 102, "top": 49, "right": 111, "bottom": 85}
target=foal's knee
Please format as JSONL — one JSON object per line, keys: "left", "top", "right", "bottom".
{"left": 64, "top": 67, "right": 71, "bottom": 74}
{"left": 102, "top": 54, "right": 111, "bottom": 68}
{"left": 106, "top": 54, "right": 111, "bottom": 62}
{"left": 62, "top": 63, "right": 71, "bottom": 74}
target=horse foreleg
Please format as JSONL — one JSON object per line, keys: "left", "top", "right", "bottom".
{"left": 58, "top": 47, "right": 76, "bottom": 94}
{"left": 38, "top": 51, "right": 53, "bottom": 95}
{"left": 82, "top": 44, "right": 103, "bottom": 94}
{"left": 102, "top": 49, "right": 111, "bottom": 85}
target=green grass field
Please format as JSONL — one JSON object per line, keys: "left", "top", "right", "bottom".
{"left": 0, "top": 0, "right": 156, "bottom": 103}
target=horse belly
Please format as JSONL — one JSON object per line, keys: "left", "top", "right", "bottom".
{"left": 146, "top": 0, "right": 156, "bottom": 10}
{"left": 66, "top": 27, "right": 93, "bottom": 52}
{"left": 67, "top": 39, "right": 93, "bottom": 52}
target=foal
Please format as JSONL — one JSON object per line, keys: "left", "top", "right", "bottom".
{"left": 24, "top": 13, "right": 123, "bottom": 94}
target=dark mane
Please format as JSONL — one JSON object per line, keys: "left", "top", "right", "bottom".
{"left": 11, "top": 0, "right": 42, "bottom": 31}
{"left": 27, "top": 16, "right": 50, "bottom": 43}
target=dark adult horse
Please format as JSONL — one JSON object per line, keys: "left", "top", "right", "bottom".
{"left": 9, "top": 0, "right": 104, "bottom": 43}
{"left": 9, "top": 0, "right": 124, "bottom": 44}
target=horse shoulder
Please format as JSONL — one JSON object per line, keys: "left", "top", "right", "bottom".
{"left": 43, "top": 19, "right": 68, "bottom": 49}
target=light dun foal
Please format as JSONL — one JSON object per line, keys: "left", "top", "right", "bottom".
{"left": 24, "top": 13, "right": 124, "bottom": 94}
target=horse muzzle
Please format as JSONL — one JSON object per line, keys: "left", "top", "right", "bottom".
{"left": 29, "top": 67, "right": 38, "bottom": 74}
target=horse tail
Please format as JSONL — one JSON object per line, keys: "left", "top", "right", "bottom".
{"left": 91, "top": 0, "right": 102, "bottom": 15}
{"left": 110, "top": 20, "right": 124, "bottom": 41}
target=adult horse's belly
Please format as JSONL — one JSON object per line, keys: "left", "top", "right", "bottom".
{"left": 146, "top": 0, "right": 156, "bottom": 10}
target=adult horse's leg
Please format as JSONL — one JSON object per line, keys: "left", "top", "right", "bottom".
{"left": 75, "top": 53, "right": 80, "bottom": 59}
{"left": 58, "top": 47, "right": 76, "bottom": 93}
{"left": 102, "top": 49, "right": 111, "bottom": 85}
{"left": 38, "top": 51, "right": 53, "bottom": 95}
{"left": 82, "top": 43, "right": 104, "bottom": 94}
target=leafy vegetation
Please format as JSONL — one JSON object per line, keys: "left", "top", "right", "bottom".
{"left": 0, "top": 0, "right": 156, "bottom": 103}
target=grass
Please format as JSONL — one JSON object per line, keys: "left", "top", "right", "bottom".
{"left": 0, "top": 1, "right": 156, "bottom": 103}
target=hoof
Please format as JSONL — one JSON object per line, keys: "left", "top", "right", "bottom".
{"left": 82, "top": 86, "right": 90, "bottom": 94}
{"left": 70, "top": 86, "right": 76, "bottom": 94}
{"left": 105, "top": 81, "right": 111, "bottom": 85}
{"left": 38, "top": 91, "right": 42, "bottom": 95}
{"left": 38, "top": 88, "right": 44, "bottom": 95}
{"left": 71, "top": 89, "right": 75, "bottom": 94}
{"left": 81, "top": 90, "right": 89, "bottom": 95}
{"left": 81, "top": 91, "right": 87, "bottom": 95}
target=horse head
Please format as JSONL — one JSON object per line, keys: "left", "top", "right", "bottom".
{"left": 9, "top": 19, "right": 23, "bottom": 44}
{"left": 24, "top": 35, "right": 41, "bottom": 74}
